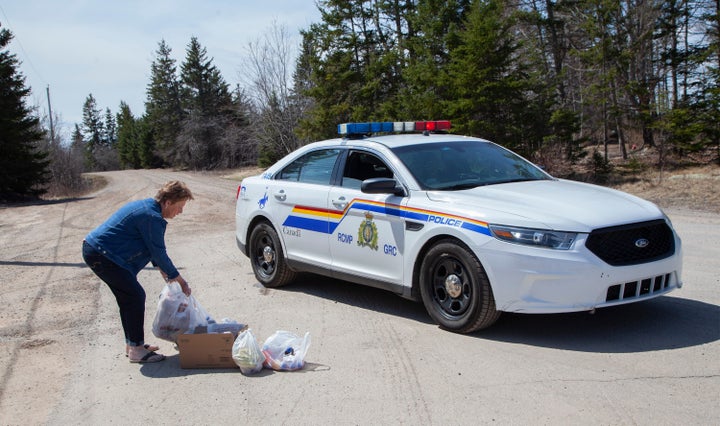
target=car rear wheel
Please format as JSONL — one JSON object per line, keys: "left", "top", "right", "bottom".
{"left": 419, "top": 239, "right": 500, "bottom": 333}
{"left": 248, "top": 222, "right": 296, "bottom": 288}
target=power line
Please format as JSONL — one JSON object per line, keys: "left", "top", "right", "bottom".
{"left": 0, "top": 4, "right": 49, "bottom": 88}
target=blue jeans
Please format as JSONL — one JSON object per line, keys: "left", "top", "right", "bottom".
{"left": 82, "top": 241, "right": 146, "bottom": 347}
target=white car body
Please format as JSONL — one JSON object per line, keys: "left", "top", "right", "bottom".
{"left": 235, "top": 128, "right": 682, "bottom": 332}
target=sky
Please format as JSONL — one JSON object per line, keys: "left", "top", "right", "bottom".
{"left": 0, "top": 0, "right": 322, "bottom": 140}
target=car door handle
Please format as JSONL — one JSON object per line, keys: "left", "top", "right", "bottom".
{"left": 274, "top": 190, "right": 287, "bottom": 201}
{"left": 332, "top": 196, "right": 348, "bottom": 210}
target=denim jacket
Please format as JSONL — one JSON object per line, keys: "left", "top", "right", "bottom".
{"left": 84, "top": 198, "right": 179, "bottom": 279}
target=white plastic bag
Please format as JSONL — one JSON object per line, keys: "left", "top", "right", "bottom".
{"left": 187, "top": 295, "right": 211, "bottom": 332}
{"left": 261, "top": 330, "right": 311, "bottom": 371}
{"left": 152, "top": 282, "right": 210, "bottom": 342}
{"left": 232, "top": 329, "right": 264, "bottom": 375}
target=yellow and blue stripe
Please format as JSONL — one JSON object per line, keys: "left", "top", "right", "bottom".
{"left": 281, "top": 199, "right": 491, "bottom": 236}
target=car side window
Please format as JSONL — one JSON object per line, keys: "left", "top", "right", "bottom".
{"left": 342, "top": 151, "right": 394, "bottom": 189}
{"left": 277, "top": 149, "right": 341, "bottom": 185}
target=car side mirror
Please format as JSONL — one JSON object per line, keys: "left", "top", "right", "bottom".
{"left": 361, "top": 178, "right": 405, "bottom": 196}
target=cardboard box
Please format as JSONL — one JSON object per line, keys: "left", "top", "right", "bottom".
{"left": 177, "top": 332, "right": 238, "bottom": 369}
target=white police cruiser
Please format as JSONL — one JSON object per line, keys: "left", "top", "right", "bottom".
{"left": 235, "top": 121, "right": 683, "bottom": 332}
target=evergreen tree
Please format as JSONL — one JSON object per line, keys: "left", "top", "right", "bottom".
{"left": 176, "top": 37, "right": 233, "bottom": 169}
{"left": 104, "top": 107, "right": 117, "bottom": 146}
{"left": 145, "top": 39, "right": 183, "bottom": 163}
{"left": 116, "top": 101, "right": 140, "bottom": 168}
{"left": 293, "top": 34, "right": 317, "bottom": 143}
{"left": 298, "top": 19, "right": 356, "bottom": 139}
{"left": 179, "top": 37, "right": 232, "bottom": 117}
{"left": 70, "top": 124, "right": 83, "bottom": 150}
{"left": 134, "top": 117, "right": 155, "bottom": 169}
{"left": 300, "top": 0, "right": 395, "bottom": 139}
{"left": 399, "top": 0, "right": 470, "bottom": 120}
{"left": 81, "top": 94, "right": 104, "bottom": 169}
{"left": 116, "top": 103, "right": 157, "bottom": 169}
{"left": 70, "top": 124, "right": 84, "bottom": 164}
{"left": 0, "top": 25, "right": 49, "bottom": 200}
{"left": 444, "top": 0, "right": 545, "bottom": 154}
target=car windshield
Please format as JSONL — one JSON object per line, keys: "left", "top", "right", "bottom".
{"left": 393, "top": 140, "right": 550, "bottom": 190}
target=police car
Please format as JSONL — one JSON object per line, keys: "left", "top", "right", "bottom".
{"left": 235, "top": 121, "right": 683, "bottom": 333}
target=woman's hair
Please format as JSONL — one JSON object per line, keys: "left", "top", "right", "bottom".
{"left": 154, "top": 180, "right": 194, "bottom": 204}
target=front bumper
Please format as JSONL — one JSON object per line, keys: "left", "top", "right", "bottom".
{"left": 478, "top": 234, "right": 683, "bottom": 313}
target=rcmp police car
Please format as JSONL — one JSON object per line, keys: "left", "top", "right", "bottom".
{"left": 235, "top": 121, "right": 683, "bottom": 333}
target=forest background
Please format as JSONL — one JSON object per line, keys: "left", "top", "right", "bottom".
{"left": 1, "top": 0, "right": 718, "bottom": 201}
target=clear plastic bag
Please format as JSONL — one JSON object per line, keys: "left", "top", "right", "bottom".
{"left": 261, "top": 330, "right": 311, "bottom": 371}
{"left": 187, "top": 295, "right": 211, "bottom": 332}
{"left": 152, "top": 282, "right": 211, "bottom": 342}
{"left": 232, "top": 329, "right": 264, "bottom": 375}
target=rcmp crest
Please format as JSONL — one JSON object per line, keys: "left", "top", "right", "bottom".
{"left": 357, "top": 212, "right": 378, "bottom": 250}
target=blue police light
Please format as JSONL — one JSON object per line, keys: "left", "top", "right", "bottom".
{"left": 338, "top": 121, "right": 451, "bottom": 136}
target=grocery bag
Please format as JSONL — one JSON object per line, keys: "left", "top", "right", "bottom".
{"left": 261, "top": 330, "right": 311, "bottom": 371}
{"left": 232, "top": 329, "right": 264, "bottom": 375}
{"left": 152, "top": 282, "right": 210, "bottom": 342}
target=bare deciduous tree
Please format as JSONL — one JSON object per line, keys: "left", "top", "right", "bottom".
{"left": 240, "top": 20, "right": 310, "bottom": 165}
{"left": 40, "top": 112, "right": 87, "bottom": 197}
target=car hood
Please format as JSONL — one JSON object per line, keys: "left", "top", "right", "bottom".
{"left": 424, "top": 179, "right": 664, "bottom": 232}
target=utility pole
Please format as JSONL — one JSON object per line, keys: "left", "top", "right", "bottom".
{"left": 46, "top": 85, "right": 54, "bottom": 143}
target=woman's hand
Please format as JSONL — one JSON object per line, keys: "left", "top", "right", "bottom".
{"left": 174, "top": 274, "right": 192, "bottom": 296}
{"left": 163, "top": 273, "right": 192, "bottom": 296}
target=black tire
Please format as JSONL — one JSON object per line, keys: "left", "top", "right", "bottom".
{"left": 419, "top": 239, "right": 500, "bottom": 333}
{"left": 248, "top": 222, "right": 296, "bottom": 288}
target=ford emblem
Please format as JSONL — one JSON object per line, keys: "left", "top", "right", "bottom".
{"left": 635, "top": 238, "right": 650, "bottom": 248}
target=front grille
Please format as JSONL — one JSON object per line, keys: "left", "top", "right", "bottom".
{"left": 606, "top": 273, "right": 673, "bottom": 302}
{"left": 585, "top": 219, "right": 675, "bottom": 266}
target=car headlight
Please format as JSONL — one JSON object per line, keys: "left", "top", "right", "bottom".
{"left": 489, "top": 225, "right": 577, "bottom": 250}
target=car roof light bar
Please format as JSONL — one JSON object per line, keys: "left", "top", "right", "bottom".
{"left": 416, "top": 120, "right": 451, "bottom": 131}
{"left": 338, "top": 120, "right": 451, "bottom": 136}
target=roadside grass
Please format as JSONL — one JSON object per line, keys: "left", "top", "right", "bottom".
{"left": 610, "top": 164, "right": 719, "bottom": 214}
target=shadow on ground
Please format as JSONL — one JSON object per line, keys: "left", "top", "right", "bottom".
{"left": 141, "top": 275, "right": 719, "bottom": 377}
{"left": 277, "top": 274, "right": 719, "bottom": 353}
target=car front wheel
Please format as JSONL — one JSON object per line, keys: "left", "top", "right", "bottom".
{"left": 419, "top": 239, "right": 500, "bottom": 333}
{"left": 248, "top": 221, "right": 296, "bottom": 288}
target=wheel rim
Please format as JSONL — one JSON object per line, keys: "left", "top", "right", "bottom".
{"left": 253, "top": 231, "right": 276, "bottom": 278}
{"left": 430, "top": 256, "right": 471, "bottom": 317}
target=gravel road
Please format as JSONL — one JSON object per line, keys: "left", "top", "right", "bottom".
{"left": 1, "top": 169, "right": 718, "bottom": 425}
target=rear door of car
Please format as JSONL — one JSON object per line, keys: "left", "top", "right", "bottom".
{"left": 269, "top": 148, "right": 342, "bottom": 268}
